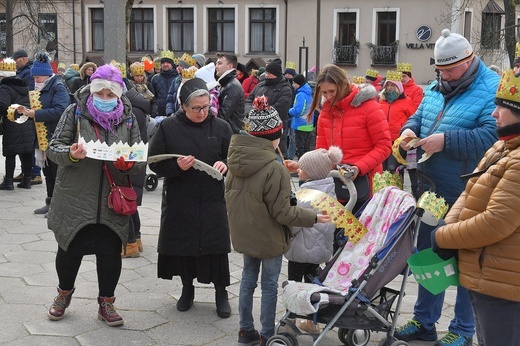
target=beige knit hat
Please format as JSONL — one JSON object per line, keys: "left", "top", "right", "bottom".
{"left": 298, "top": 146, "right": 343, "bottom": 180}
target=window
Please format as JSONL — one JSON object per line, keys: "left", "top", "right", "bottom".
{"left": 377, "top": 12, "right": 396, "bottom": 46}
{"left": 333, "top": 12, "right": 358, "bottom": 64}
{"left": 0, "top": 13, "right": 5, "bottom": 57}
{"left": 130, "top": 8, "right": 154, "bottom": 52}
{"left": 91, "top": 8, "right": 104, "bottom": 51}
{"left": 168, "top": 8, "right": 194, "bottom": 52}
{"left": 208, "top": 8, "right": 235, "bottom": 52}
{"left": 481, "top": 13, "right": 501, "bottom": 49}
{"left": 249, "top": 8, "right": 275, "bottom": 53}
{"left": 463, "top": 11, "right": 472, "bottom": 41}
{"left": 38, "top": 13, "right": 58, "bottom": 53}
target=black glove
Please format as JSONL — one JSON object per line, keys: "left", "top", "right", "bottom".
{"left": 430, "top": 219, "right": 457, "bottom": 260}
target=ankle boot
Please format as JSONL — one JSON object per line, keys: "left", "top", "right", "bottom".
{"left": 215, "top": 285, "right": 231, "bottom": 318}
{"left": 13, "top": 173, "right": 24, "bottom": 183}
{"left": 17, "top": 176, "right": 32, "bottom": 189}
{"left": 121, "top": 242, "right": 140, "bottom": 258}
{"left": 34, "top": 197, "right": 51, "bottom": 214}
{"left": 97, "top": 296, "right": 124, "bottom": 327}
{"left": 0, "top": 177, "right": 14, "bottom": 190}
{"left": 176, "top": 285, "right": 194, "bottom": 312}
{"left": 48, "top": 287, "right": 75, "bottom": 321}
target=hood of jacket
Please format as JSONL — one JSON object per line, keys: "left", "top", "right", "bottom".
{"left": 0, "top": 76, "right": 29, "bottom": 96}
{"left": 227, "top": 133, "right": 279, "bottom": 178}
{"left": 298, "top": 83, "right": 313, "bottom": 97}
{"left": 326, "top": 83, "right": 377, "bottom": 110}
{"left": 79, "top": 62, "right": 97, "bottom": 79}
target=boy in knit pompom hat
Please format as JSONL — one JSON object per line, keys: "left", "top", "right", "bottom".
{"left": 284, "top": 146, "right": 342, "bottom": 334}
{"left": 226, "top": 95, "right": 330, "bottom": 345}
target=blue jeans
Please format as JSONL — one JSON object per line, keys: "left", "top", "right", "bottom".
{"left": 239, "top": 254, "right": 283, "bottom": 340}
{"left": 413, "top": 222, "right": 474, "bottom": 338}
{"left": 468, "top": 290, "right": 520, "bottom": 346}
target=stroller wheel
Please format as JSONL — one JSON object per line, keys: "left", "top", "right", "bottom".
{"left": 145, "top": 174, "right": 159, "bottom": 191}
{"left": 267, "top": 333, "right": 298, "bottom": 346}
{"left": 338, "top": 328, "right": 370, "bottom": 346}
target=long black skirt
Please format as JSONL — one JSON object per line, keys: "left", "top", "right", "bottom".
{"left": 157, "top": 253, "right": 230, "bottom": 286}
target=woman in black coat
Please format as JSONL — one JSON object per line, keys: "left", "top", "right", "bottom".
{"left": 0, "top": 72, "right": 35, "bottom": 190}
{"left": 148, "top": 78, "right": 233, "bottom": 318}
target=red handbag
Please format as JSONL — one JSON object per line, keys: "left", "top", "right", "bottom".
{"left": 103, "top": 163, "right": 137, "bottom": 216}
{"left": 93, "top": 123, "right": 137, "bottom": 216}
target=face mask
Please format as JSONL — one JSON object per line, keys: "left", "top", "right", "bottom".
{"left": 386, "top": 90, "right": 398, "bottom": 102}
{"left": 34, "top": 82, "right": 45, "bottom": 91}
{"left": 93, "top": 96, "right": 118, "bottom": 112}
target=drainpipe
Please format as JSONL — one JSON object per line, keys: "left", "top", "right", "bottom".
{"left": 316, "top": 0, "right": 320, "bottom": 70}
{"left": 72, "top": 0, "right": 76, "bottom": 63}
{"left": 284, "top": 0, "right": 288, "bottom": 63}
{"left": 81, "top": 0, "right": 85, "bottom": 63}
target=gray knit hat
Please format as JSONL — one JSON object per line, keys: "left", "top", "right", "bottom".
{"left": 298, "top": 146, "right": 343, "bottom": 180}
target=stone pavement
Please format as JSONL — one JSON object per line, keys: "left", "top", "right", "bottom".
{"left": 0, "top": 151, "right": 472, "bottom": 346}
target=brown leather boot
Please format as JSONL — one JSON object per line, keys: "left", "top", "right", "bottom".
{"left": 97, "top": 296, "right": 124, "bottom": 327}
{"left": 48, "top": 287, "right": 75, "bottom": 321}
{"left": 121, "top": 242, "right": 140, "bottom": 258}
{"left": 136, "top": 238, "right": 143, "bottom": 252}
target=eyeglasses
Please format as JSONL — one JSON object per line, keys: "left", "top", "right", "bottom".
{"left": 187, "top": 105, "right": 210, "bottom": 113}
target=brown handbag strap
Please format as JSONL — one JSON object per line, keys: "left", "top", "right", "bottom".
{"left": 92, "top": 123, "right": 132, "bottom": 187}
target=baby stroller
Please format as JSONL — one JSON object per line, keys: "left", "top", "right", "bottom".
{"left": 270, "top": 183, "right": 426, "bottom": 346}
{"left": 144, "top": 115, "right": 161, "bottom": 191}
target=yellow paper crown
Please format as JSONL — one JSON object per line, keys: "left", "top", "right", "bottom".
{"left": 495, "top": 69, "right": 520, "bottom": 106}
{"left": 372, "top": 171, "right": 404, "bottom": 193}
{"left": 365, "top": 69, "right": 378, "bottom": 78}
{"left": 154, "top": 58, "right": 161, "bottom": 69}
{"left": 397, "top": 62, "right": 412, "bottom": 73}
{"left": 110, "top": 60, "right": 127, "bottom": 78}
{"left": 0, "top": 58, "right": 16, "bottom": 72}
{"left": 180, "top": 53, "right": 196, "bottom": 67}
{"left": 141, "top": 56, "right": 152, "bottom": 62}
{"left": 352, "top": 76, "right": 366, "bottom": 84}
{"left": 181, "top": 68, "right": 195, "bottom": 79}
{"left": 285, "top": 61, "right": 297, "bottom": 69}
{"left": 130, "top": 62, "right": 145, "bottom": 76}
{"left": 160, "top": 50, "right": 175, "bottom": 61}
{"left": 70, "top": 64, "right": 80, "bottom": 71}
{"left": 516, "top": 43, "right": 520, "bottom": 58}
{"left": 417, "top": 191, "right": 449, "bottom": 224}
{"left": 386, "top": 70, "right": 402, "bottom": 82}
{"left": 58, "top": 62, "right": 66, "bottom": 69}
{"left": 173, "top": 57, "right": 180, "bottom": 65}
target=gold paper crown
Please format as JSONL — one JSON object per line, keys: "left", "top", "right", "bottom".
{"left": 180, "top": 53, "right": 196, "bottom": 67}
{"left": 372, "top": 171, "right": 404, "bottom": 193}
{"left": 181, "top": 68, "right": 195, "bottom": 79}
{"left": 141, "top": 56, "right": 152, "bottom": 62}
{"left": 516, "top": 43, "right": 520, "bottom": 58}
{"left": 173, "top": 57, "right": 180, "bottom": 65}
{"left": 160, "top": 50, "right": 175, "bottom": 61}
{"left": 130, "top": 62, "right": 145, "bottom": 76}
{"left": 70, "top": 64, "right": 80, "bottom": 71}
{"left": 397, "top": 62, "right": 412, "bottom": 73}
{"left": 285, "top": 61, "right": 297, "bottom": 69}
{"left": 58, "top": 62, "right": 66, "bottom": 69}
{"left": 0, "top": 58, "right": 16, "bottom": 72}
{"left": 110, "top": 60, "right": 127, "bottom": 78}
{"left": 417, "top": 191, "right": 449, "bottom": 221}
{"left": 352, "top": 76, "right": 366, "bottom": 84}
{"left": 386, "top": 70, "right": 402, "bottom": 82}
{"left": 154, "top": 58, "right": 161, "bottom": 69}
{"left": 366, "top": 69, "right": 378, "bottom": 78}
{"left": 495, "top": 69, "right": 520, "bottom": 105}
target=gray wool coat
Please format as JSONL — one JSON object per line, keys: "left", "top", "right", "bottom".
{"left": 46, "top": 85, "right": 145, "bottom": 251}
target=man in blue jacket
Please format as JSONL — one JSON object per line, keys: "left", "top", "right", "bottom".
{"left": 395, "top": 29, "right": 499, "bottom": 346}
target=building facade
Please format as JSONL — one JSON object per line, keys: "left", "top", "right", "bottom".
{"left": 1, "top": 0, "right": 515, "bottom": 84}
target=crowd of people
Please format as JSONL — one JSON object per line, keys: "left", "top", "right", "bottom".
{"left": 0, "top": 27, "right": 519, "bottom": 346}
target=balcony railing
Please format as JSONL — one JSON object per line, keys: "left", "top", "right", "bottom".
{"left": 332, "top": 45, "right": 358, "bottom": 65}
{"left": 367, "top": 42, "right": 399, "bottom": 66}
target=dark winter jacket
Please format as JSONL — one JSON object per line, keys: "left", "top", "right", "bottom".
{"left": 226, "top": 133, "right": 316, "bottom": 259}
{"left": 16, "top": 61, "right": 34, "bottom": 90}
{"left": 217, "top": 69, "right": 245, "bottom": 134}
{"left": 164, "top": 75, "right": 182, "bottom": 116}
{"left": 148, "top": 110, "right": 233, "bottom": 256}
{"left": 0, "top": 77, "right": 35, "bottom": 156}
{"left": 125, "top": 87, "right": 150, "bottom": 205}
{"left": 46, "top": 85, "right": 145, "bottom": 251}
{"left": 150, "top": 69, "right": 179, "bottom": 116}
{"left": 34, "top": 75, "right": 70, "bottom": 145}
{"left": 62, "top": 68, "right": 79, "bottom": 92}
{"left": 245, "top": 75, "right": 293, "bottom": 122}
